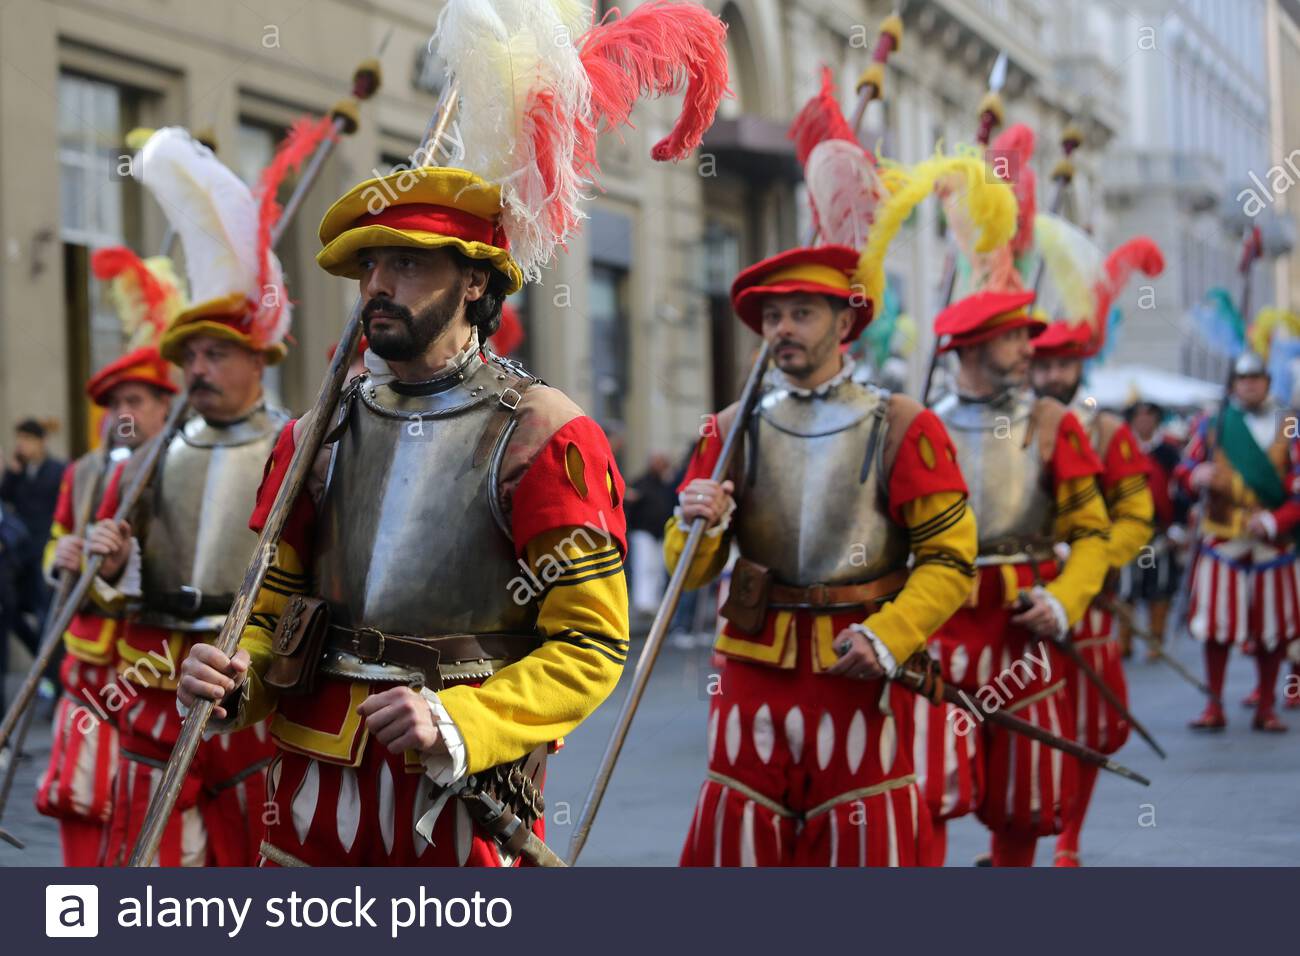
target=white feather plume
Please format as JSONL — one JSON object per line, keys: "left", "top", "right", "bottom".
{"left": 804, "top": 139, "right": 884, "bottom": 250}
{"left": 436, "top": 0, "right": 593, "bottom": 279}
{"left": 133, "top": 126, "right": 290, "bottom": 347}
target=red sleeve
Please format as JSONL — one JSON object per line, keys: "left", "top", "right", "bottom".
{"left": 887, "top": 409, "right": 968, "bottom": 521}
{"left": 52, "top": 462, "right": 76, "bottom": 530}
{"left": 511, "top": 416, "right": 628, "bottom": 559}
{"left": 247, "top": 421, "right": 315, "bottom": 556}
{"left": 676, "top": 415, "right": 724, "bottom": 493}
{"left": 94, "top": 461, "right": 125, "bottom": 521}
{"left": 1052, "top": 411, "right": 1105, "bottom": 490}
{"left": 1101, "top": 422, "right": 1150, "bottom": 491}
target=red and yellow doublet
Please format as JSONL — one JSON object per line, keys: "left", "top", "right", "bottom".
{"left": 669, "top": 387, "right": 978, "bottom": 867}
{"left": 90, "top": 457, "right": 276, "bottom": 868}
{"left": 224, "top": 375, "right": 629, "bottom": 867}
{"left": 919, "top": 399, "right": 1111, "bottom": 862}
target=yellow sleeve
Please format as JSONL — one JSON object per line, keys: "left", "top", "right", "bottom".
{"left": 438, "top": 526, "right": 629, "bottom": 775}
{"left": 1046, "top": 475, "right": 1112, "bottom": 626}
{"left": 862, "top": 491, "right": 977, "bottom": 664}
{"left": 42, "top": 520, "right": 67, "bottom": 582}
{"left": 224, "top": 540, "right": 308, "bottom": 729}
{"left": 662, "top": 512, "right": 731, "bottom": 590}
{"left": 1104, "top": 474, "right": 1154, "bottom": 569}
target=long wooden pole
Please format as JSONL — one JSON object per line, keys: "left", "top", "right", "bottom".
{"left": 127, "top": 78, "right": 462, "bottom": 868}
{"left": 567, "top": 341, "right": 773, "bottom": 866}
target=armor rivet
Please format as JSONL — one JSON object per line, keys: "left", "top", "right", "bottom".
{"left": 497, "top": 374, "right": 506, "bottom": 381}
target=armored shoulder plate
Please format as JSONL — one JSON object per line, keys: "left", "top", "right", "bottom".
{"left": 733, "top": 377, "right": 909, "bottom": 586}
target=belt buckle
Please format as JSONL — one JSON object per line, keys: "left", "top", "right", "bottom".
{"left": 353, "top": 626, "right": 385, "bottom": 662}
{"left": 178, "top": 585, "right": 203, "bottom": 615}
{"left": 809, "top": 584, "right": 829, "bottom": 608}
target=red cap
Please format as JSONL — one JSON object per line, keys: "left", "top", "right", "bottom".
{"left": 731, "top": 246, "right": 872, "bottom": 342}
{"left": 934, "top": 290, "right": 1042, "bottom": 352}
{"left": 1031, "top": 320, "right": 1096, "bottom": 360}
{"left": 86, "top": 346, "right": 178, "bottom": 406}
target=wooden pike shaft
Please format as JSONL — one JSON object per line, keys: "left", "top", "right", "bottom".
{"left": 1099, "top": 597, "right": 1214, "bottom": 697}
{"left": 127, "top": 76, "right": 462, "bottom": 869}
{"left": 567, "top": 342, "right": 774, "bottom": 865}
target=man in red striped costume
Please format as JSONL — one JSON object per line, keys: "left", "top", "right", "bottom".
{"left": 37, "top": 344, "right": 176, "bottom": 865}
{"left": 668, "top": 246, "right": 978, "bottom": 867}
{"left": 920, "top": 289, "right": 1112, "bottom": 867}
{"left": 1030, "top": 320, "right": 1156, "bottom": 866}
{"left": 1177, "top": 351, "right": 1300, "bottom": 733}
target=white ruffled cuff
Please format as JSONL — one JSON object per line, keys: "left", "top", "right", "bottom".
{"left": 413, "top": 689, "right": 470, "bottom": 844}
{"left": 673, "top": 496, "right": 736, "bottom": 538}
{"left": 849, "top": 623, "right": 899, "bottom": 676}
{"left": 1033, "top": 586, "right": 1070, "bottom": 642}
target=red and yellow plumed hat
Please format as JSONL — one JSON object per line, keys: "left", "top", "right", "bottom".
{"left": 317, "top": 168, "right": 524, "bottom": 293}
{"left": 132, "top": 123, "right": 336, "bottom": 366}
{"left": 86, "top": 347, "right": 178, "bottom": 405}
{"left": 1031, "top": 218, "right": 1166, "bottom": 361}
{"left": 934, "top": 288, "right": 1043, "bottom": 352}
{"left": 320, "top": 1, "right": 730, "bottom": 290}
{"left": 731, "top": 246, "right": 872, "bottom": 342}
{"left": 86, "top": 246, "right": 185, "bottom": 403}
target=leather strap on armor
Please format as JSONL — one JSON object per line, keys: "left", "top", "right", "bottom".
{"left": 768, "top": 567, "right": 909, "bottom": 610}
{"left": 472, "top": 371, "right": 537, "bottom": 468}
{"left": 325, "top": 625, "right": 542, "bottom": 688}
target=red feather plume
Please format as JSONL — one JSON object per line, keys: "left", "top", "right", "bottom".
{"left": 91, "top": 246, "right": 170, "bottom": 338}
{"left": 788, "top": 66, "right": 860, "bottom": 166}
{"left": 990, "top": 124, "right": 1037, "bottom": 257}
{"left": 254, "top": 115, "right": 337, "bottom": 306}
{"left": 577, "top": 0, "right": 731, "bottom": 163}
{"left": 1089, "top": 237, "right": 1165, "bottom": 354}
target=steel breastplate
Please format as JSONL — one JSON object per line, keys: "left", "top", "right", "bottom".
{"left": 140, "top": 404, "right": 289, "bottom": 626}
{"left": 733, "top": 379, "right": 908, "bottom": 586}
{"left": 933, "top": 391, "right": 1054, "bottom": 560}
{"left": 313, "top": 352, "right": 538, "bottom": 637}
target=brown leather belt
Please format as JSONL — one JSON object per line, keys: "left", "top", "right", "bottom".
{"left": 325, "top": 625, "right": 542, "bottom": 679}
{"left": 767, "top": 568, "right": 909, "bottom": 610}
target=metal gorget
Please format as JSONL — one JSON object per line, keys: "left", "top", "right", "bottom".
{"left": 933, "top": 390, "right": 1054, "bottom": 563}
{"left": 313, "top": 350, "right": 540, "bottom": 638}
{"left": 139, "top": 402, "right": 289, "bottom": 630}
{"left": 733, "top": 375, "right": 909, "bottom": 586}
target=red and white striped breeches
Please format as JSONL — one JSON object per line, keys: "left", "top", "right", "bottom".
{"left": 680, "top": 616, "right": 930, "bottom": 868}
{"left": 259, "top": 743, "right": 540, "bottom": 867}
{"left": 103, "top": 686, "right": 274, "bottom": 867}
{"left": 37, "top": 656, "right": 119, "bottom": 826}
{"left": 1063, "top": 606, "right": 1130, "bottom": 756}
{"left": 916, "top": 601, "right": 1075, "bottom": 839}
{"left": 1188, "top": 538, "right": 1300, "bottom": 652}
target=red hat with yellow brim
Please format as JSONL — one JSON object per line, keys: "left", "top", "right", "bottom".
{"left": 934, "top": 290, "right": 1043, "bottom": 352}
{"left": 316, "top": 167, "right": 523, "bottom": 295}
{"left": 1031, "top": 320, "right": 1096, "bottom": 360}
{"left": 159, "top": 293, "right": 289, "bottom": 366}
{"left": 86, "top": 346, "right": 178, "bottom": 406}
{"left": 731, "top": 246, "right": 872, "bottom": 342}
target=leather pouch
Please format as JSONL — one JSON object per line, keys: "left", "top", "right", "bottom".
{"left": 264, "top": 595, "right": 331, "bottom": 695}
{"left": 719, "top": 557, "right": 773, "bottom": 635}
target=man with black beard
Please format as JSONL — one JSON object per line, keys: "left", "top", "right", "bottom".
{"left": 177, "top": 166, "right": 630, "bottom": 867}
{"left": 1029, "top": 321, "right": 1155, "bottom": 866}
{"left": 917, "top": 288, "right": 1113, "bottom": 866}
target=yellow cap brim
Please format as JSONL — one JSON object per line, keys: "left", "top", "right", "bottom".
{"left": 161, "top": 294, "right": 287, "bottom": 366}
{"left": 316, "top": 166, "right": 523, "bottom": 294}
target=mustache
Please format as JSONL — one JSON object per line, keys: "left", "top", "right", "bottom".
{"left": 189, "top": 379, "right": 221, "bottom": 396}
{"left": 363, "top": 298, "right": 414, "bottom": 326}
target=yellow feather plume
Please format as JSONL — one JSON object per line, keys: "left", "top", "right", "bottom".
{"left": 1250, "top": 307, "right": 1300, "bottom": 362}
{"left": 854, "top": 150, "right": 1018, "bottom": 314}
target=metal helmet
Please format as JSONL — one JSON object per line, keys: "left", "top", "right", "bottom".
{"left": 1231, "top": 350, "right": 1269, "bottom": 380}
